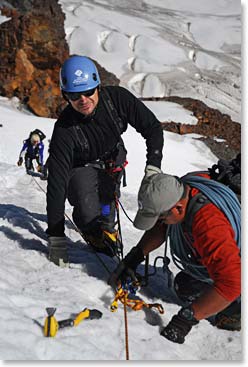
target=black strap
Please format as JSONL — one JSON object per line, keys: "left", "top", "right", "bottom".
{"left": 73, "top": 89, "right": 124, "bottom": 157}
{"left": 179, "top": 171, "right": 211, "bottom": 232}
{"left": 101, "top": 88, "right": 124, "bottom": 137}
{"left": 72, "top": 90, "right": 127, "bottom": 186}
{"left": 183, "top": 192, "right": 210, "bottom": 233}
{"left": 162, "top": 225, "right": 174, "bottom": 288}
{"left": 181, "top": 171, "right": 209, "bottom": 180}
{"left": 122, "top": 167, "right": 127, "bottom": 187}
{"left": 73, "top": 125, "right": 90, "bottom": 156}
{"left": 85, "top": 160, "right": 106, "bottom": 170}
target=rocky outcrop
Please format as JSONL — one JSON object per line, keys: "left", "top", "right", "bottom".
{"left": 0, "top": 0, "right": 120, "bottom": 118}
{"left": 141, "top": 96, "right": 241, "bottom": 159}
{"left": 0, "top": 0, "right": 69, "bottom": 117}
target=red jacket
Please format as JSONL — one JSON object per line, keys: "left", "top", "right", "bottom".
{"left": 190, "top": 183, "right": 241, "bottom": 302}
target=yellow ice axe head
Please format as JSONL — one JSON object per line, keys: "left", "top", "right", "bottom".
{"left": 44, "top": 308, "right": 59, "bottom": 337}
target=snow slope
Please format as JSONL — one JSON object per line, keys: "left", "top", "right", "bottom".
{"left": 0, "top": 97, "right": 241, "bottom": 361}
{"left": 59, "top": 0, "right": 241, "bottom": 122}
{"left": 0, "top": 0, "right": 243, "bottom": 362}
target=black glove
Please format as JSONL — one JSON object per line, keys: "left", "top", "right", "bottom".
{"left": 17, "top": 157, "right": 23, "bottom": 166}
{"left": 108, "top": 245, "right": 145, "bottom": 289}
{"left": 160, "top": 307, "right": 199, "bottom": 344}
{"left": 48, "top": 236, "right": 69, "bottom": 268}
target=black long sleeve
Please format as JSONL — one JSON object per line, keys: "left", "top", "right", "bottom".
{"left": 46, "top": 86, "right": 164, "bottom": 236}
{"left": 105, "top": 86, "right": 164, "bottom": 168}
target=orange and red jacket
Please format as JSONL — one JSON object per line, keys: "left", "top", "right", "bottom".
{"left": 190, "top": 175, "right": 241, "bottom": 302}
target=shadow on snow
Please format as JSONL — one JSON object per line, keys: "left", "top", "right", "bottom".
{"left": 0, "top": 203, "right": 181, "bottom": 325}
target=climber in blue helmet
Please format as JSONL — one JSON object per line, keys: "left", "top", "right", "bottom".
{"left": 46, "top": 55, "right": 164, "bottom": 267}
{"left": 59, "top": 55, "right": 101, "bottom": 115}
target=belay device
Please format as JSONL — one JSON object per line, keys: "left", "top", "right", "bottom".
{"left": 44, "top": 307, "right": 102, "bottom": 337}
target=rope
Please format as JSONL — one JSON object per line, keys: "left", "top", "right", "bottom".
{"left": 32, "top": 176, "right": 162, "bottom": 360}
{"left": 123, "top": 292, "right": 129, "bottom": 360}
{"left": 182, "top": 175, "right": 241, "bottom": 248}
{"left": 110, "top": 285, "right": 164, "bottom": 360}
{"left": 110, "top": 287, "right": 164, "bottom": 314}
{"left": 114, "top": 195, "right": 125, "bottom": 260}
{"left": 118, "top": 199, "right": 134, "bottom": 224}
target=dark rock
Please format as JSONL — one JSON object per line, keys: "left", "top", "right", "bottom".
{"left": 93, "top": 59, "right": 120, "bottom": 87}
{"left": 0, "top": 0, "right": 69, "bottom": 117}
{"left": 141, "top": 96, "right": 240, "bottom": 159}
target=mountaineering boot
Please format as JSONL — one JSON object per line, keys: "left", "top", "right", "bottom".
{"left": 214, "top": 301, "right": 241, "bottom": 331}
{"left": 103, "top": 230, "right": 122, "bottom": 257}
{"left": 174, "top": 272, "right": 241, "bottom": 331}
{"left": 215, "top": 313, "right": 241, "bottom": 331}
{"left": 173, "top": 271, "right": 212, "bottom": 303}
{"left": 48, "top": 237, "right": 69, "bottom": 267}
{"left": 83, "top": 230, "right": 121, "bottom": 258}
{"left": 101, "top": 201, "right": 116, "bottom": 234}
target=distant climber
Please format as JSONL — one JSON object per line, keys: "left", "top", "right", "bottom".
{"left": 17, "top": 129, "right": 46, "bottom": 175}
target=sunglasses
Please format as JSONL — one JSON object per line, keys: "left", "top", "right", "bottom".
{"left": 65, "top": 88, "right": 97, "bottom": 101}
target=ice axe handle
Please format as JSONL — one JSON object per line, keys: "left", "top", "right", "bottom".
{"left": 58, "top": 319, "right": 74, "bottom": 329}
{"left": 73, "top": 308, "right": 102, "bottom": 326}
{"left": 88, "top": 309, "right": 103, "bottom": 319}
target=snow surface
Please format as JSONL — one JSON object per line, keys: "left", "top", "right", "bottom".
{"left": 59, "top": 0, "right": 241, "bottom": 122}
{"left": 0, "top": 0, "right": 244, "bottom": 363}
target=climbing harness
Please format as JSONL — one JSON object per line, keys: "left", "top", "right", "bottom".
{"left": 44, "top": 307, "right": 102, "bottom": 337}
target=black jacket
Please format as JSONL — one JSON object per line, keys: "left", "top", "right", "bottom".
{"left": 47, "top": 86, "right": 164, "bottom": 236}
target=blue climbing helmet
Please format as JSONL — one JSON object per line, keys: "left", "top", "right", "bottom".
{"left": 60, "top": 55, "right": 101, "bottom": 93}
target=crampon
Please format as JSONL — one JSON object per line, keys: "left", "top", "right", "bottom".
{"left": 83, "top": 229, "right": 123, "bottom": 259}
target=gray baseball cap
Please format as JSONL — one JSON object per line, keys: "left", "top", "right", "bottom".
{"left": 133, "top": 173, "right": 185, "bottom": 230}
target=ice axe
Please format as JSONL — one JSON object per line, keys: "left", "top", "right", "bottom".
{"left": 44, "top": 307, "right": 102, "bottom": 337}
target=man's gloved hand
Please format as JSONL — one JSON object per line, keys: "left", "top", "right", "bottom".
{"left": 160, "top": 307, "right": 199, "bottom": 344}
{"left": 108, "top": 245, "right": 145, "bottom": 289}
{"left": 48, "top": 236, "right": 69, "bottom": 268}
{"left": 144, "top": 165, "right": 162, "bottom": 178}
{"left": 108, "top": 261, "right": 137, "bottom": 289}
{"left": 17, "top": 157, "right": 23, "bottom": 166}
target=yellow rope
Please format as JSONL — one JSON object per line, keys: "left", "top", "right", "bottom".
{"left": 110, "top": 287, "right": 164, "bottom": 314}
